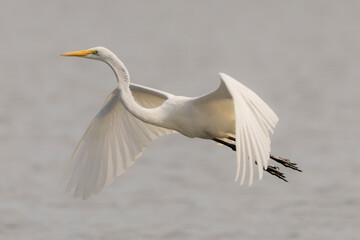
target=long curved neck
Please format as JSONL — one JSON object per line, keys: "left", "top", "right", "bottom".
{"left": 104, "top": 55, "right": 165, "bottom": 126}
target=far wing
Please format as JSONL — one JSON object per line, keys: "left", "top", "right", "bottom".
{"left": 64, "top": 85, "right": 175, "bottom": 199}
{"left": 130, "top": 83, "right": 174, "bottom": 108}
{"left": 193, "top": 73, "right": 278, "bottom": 185}
{"left": 220, "top": 73, "right": 279, "bottom": 185}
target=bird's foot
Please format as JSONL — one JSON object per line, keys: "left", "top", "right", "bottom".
{"left": 265, "top": 165, "right": 287, "bottom": 182}
{"left": 270, "top": 155, "right": 302, "bottom": 172}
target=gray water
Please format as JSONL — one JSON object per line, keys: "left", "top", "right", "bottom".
{"left": 1, "top": 1, "right": 359, "bottom": 239}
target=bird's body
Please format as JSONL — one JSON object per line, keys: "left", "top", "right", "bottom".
{"left": 61, "top": 47, "right": 300, "bottom": 199}
{"left": 153, "top": 95, "right": 234, "bottom": 139}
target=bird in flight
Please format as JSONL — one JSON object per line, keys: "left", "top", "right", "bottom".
{"left": 61, "top": 47, "right": 301, "bottom": 199}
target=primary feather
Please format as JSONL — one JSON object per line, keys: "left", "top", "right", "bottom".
{"left": 63, "top": 85, "right": 175, "bottom": 199}
{"left": 191, "top": 73, "right": 278, "bottom": 185}
{"left": 219, "top": 73, "right": 278, "bottom": 185}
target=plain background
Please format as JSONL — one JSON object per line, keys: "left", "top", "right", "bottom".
{"left": 1, "top": 1, "right": 359, "bottom": 239}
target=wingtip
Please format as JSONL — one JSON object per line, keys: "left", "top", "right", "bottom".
{"left": 218, "top": 72, "right": 227, "bottom": 78}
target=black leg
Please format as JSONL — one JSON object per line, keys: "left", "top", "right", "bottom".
{"left": 213, "top": 138, "right": 236, "bottom": 151}
{"left": 213, "top": 138, "right": 288, "bottom": 182}
{"left": 220, "top": 137, "right": 302, "bottom": 172}
{"left": 228, "top": 136, "right": 236, "bottom": 141}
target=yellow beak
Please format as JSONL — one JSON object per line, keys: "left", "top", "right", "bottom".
{"left": 61, "top": 50, "right": 93, "bottom": 57}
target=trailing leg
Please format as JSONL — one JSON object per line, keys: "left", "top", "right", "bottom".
{"left": 225, "top": 136, "right": 302, "bottom": 172}
{"left": 213, "top": 138, "right": 288, "bottom": 182}
{"left": 213, "top": 138, "right": 236, "bottom": 151}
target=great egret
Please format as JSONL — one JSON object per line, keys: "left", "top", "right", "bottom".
{"left": 61, "top": 47, "right": 300, "bottom": 199}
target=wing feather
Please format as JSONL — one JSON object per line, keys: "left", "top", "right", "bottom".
{"left": 218, "top": 73, "right": 279, "bottom": 185}
{"left": 190, "top": 73, "right": 278, "bottom": 185}
{"left": 64, "top": 85, "right": 175, "bottom": 199}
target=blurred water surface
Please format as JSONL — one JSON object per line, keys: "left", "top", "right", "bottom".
{"left": 1, "top": 1, "right": 359, "bottom": 239}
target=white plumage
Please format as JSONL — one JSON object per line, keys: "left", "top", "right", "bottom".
{"left": 64, "top": 85, "right": 175, "bottom": 199}
{"left": 61, "top": 47, "right": 279, "bottom": 199}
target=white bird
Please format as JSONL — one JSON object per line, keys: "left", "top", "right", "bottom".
{"left": 61, "top": 47, "right": 301, "bottom": 199}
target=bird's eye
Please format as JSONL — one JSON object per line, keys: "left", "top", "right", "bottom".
{"left": 92, "top": 50, "right": 99, "bottom": 56}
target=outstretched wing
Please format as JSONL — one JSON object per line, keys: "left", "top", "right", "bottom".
{"left": 193, "top": 73, "right": 278, "bottom": 185}
{"left": 64, "top": 84, "right": 175, "bottom": 199}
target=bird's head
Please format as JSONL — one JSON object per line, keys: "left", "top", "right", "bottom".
{"left": 61, "top": 46, "right": 113, "bottom": 61}
{"left": 61, "top": 46, "right": 130, "bottom": 80}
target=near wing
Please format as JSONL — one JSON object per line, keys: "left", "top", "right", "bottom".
{"left": 193, "top": 73, "right": 278, "bottom": 186}
{"left": 63, "top": 84, "right": 175, "bottom": 199}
